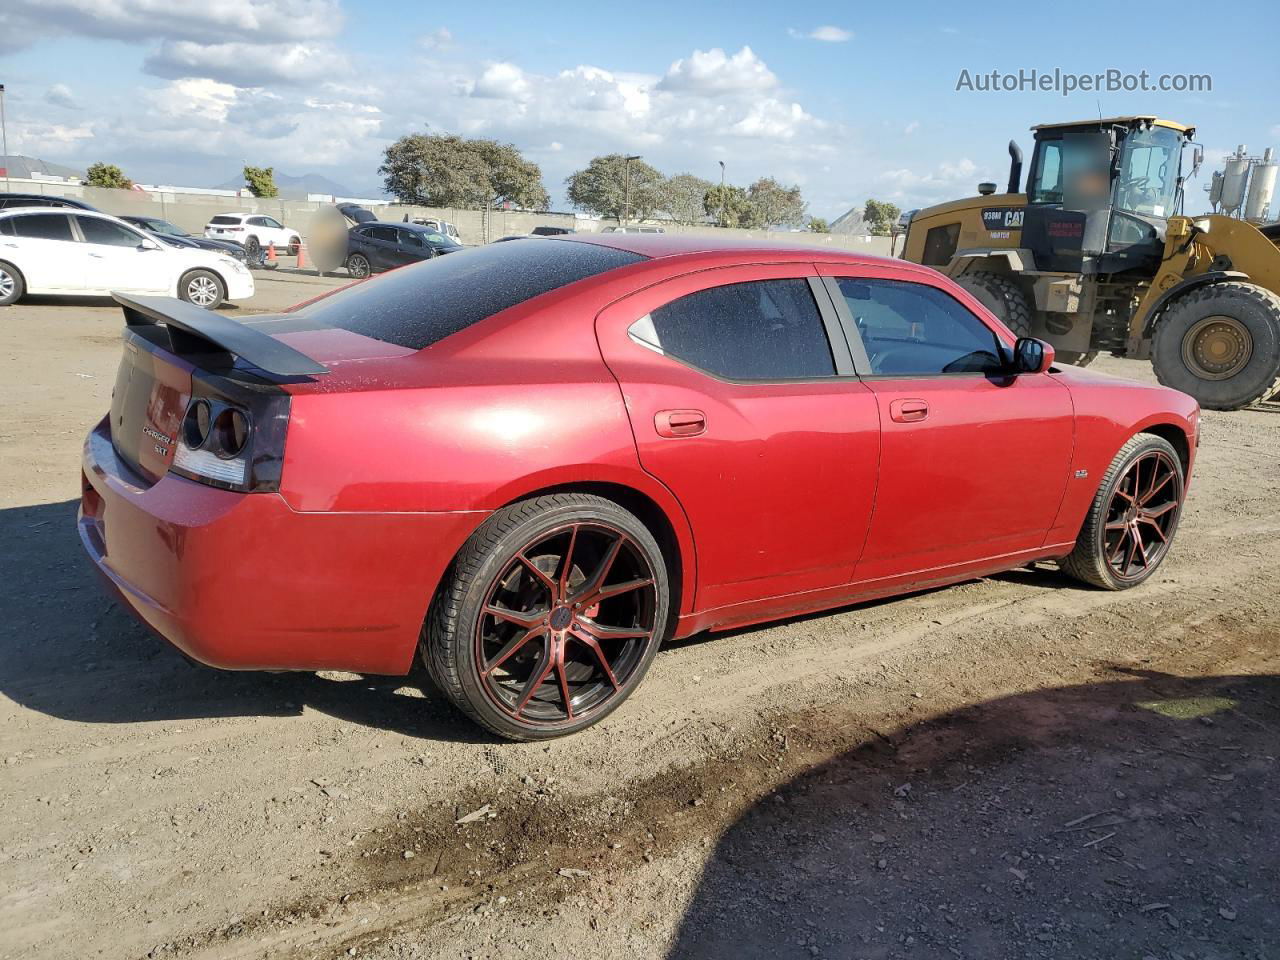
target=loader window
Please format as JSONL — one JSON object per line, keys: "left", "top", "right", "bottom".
{"left": 1029, "top": 141, "right": 1064, "bottom": 204}
{"left": 1116, "top": 127, "right": 1181, "bottom": 218}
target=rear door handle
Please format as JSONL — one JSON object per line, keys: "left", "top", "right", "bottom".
{"left": 889, "top": 398, "right": 929, "bottom": 423}
{"left": 655, "top": 409, "right": 706, "bottom": 438}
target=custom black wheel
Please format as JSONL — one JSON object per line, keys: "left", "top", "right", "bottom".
{"left": 425, "top": 494, "right": 668, "bottom": 740}
{"left": 178, "top": 269, "right": 225, "bottom": 310}
{"left": 346, "top": 253, "right": 371, "bottom": 279}
{"left": 1060, "top": 434, "right": 1185, "bottom": 590}
{"left": 0, "top": 261, "right": 24, "bottom": 306}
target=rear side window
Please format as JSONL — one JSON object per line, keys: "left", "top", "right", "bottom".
{"left": 209, "top": 215, "right": 241, "bottom": 225}
{"left": 0, "top": 218, "right": 12, "bottom": 235}
{"left": 834, "top": 278, "right": 1004, "bottom": 375}
{"left": 294, "top": 238, "right": 646, "bottom": 350}
{"left": 368, "top": 226, "right": 397, "bottom": 242}
{"left": 11, "top": 213, "right": 75, "bottom": 241}
{"left": 78, "top": 216, "right": 144, "bottom": 247}
{"left": 643, "top": 278, "right": 835, "bottom": 381}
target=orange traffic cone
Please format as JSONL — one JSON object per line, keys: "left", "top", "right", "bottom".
{"left": 265, "top": 242, "right": 277, "bottom": 265}
{"left": 296, "top": 243, "right": 308, "bottom": 269}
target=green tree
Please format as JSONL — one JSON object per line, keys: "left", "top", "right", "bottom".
{"left": 380, "top": 134, "right": 548, "bottom": 210}
{"left": 863, "top": 198, "right": 902, "bottom": 236}
{"left": 243, "top": 166, "right": 279, "bottom": 198}
{"left": 703, "top": 183, "right": 759, "bottom": 229}
{"left": 658, "top": 173, "right": 714, "bottom": 225}
{"left": 565, "top": 154, "right": 664, "bottom": 221}
{"left": 85, "top": 162, "right": 133, "bottom": 189}
{"left": 747, "top": 177, "right": 806, "bottom": 227}
{"left": 808, "top": 217, "right": 830, "bottom": 233}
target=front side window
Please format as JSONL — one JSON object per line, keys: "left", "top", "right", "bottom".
{"left": 10, "top": 213, "right": 75, "bottom": 241}
{"left": 834, "top": 278, "right": 1004, "bottom": 376}
{"left": 640, "top": 278, "right": 835, "bottom": 381}
{"left": 263, "top": 217, "right": 283, "bottom": 229}
{"left": 77, "top": 216, "right": 146, "bottom": 247}
{"left": 399, "top": 230, "right": 424, "bottom": 248}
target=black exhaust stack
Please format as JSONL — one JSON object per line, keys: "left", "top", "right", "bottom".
{"left": 1007, "top": 140, "right": 1023, "bottom": 194}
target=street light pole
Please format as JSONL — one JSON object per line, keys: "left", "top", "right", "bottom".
{"left": 0, "top": 84, "right": 10, "bottom": 192}
{"left": 623, "top": 154, "right": 641, "bottom": 226}
{"left": 718, "top": 160, "right": 726, "bottom": 228}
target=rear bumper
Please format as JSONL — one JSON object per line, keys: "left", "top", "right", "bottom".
{"left": 79, "top": 417, "right": 484, "bottom": 674}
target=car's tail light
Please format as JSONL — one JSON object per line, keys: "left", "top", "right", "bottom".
{"left": 170, "top": 377, "right": 290, "bottom": 493}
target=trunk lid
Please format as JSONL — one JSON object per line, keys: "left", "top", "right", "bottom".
{"left": 109, "top": 331, "right": 195, "bottom": 484}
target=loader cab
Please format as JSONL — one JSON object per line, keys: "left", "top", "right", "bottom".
{"left": 1023, "top": 117, "right": 1193, "bottom": 276}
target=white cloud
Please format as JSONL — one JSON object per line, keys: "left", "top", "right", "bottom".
{"left": 471, "top": 62, "right": 531, "bottom": 101}
{"left": 657, "top": 46, "right": 777, "bottom": 96}
{"left": 419, "top": 27, "right": 452, "bottom": 50}
{"left": 45, "top": 84, "right": 80, "bottom": 109}
{"left": 876, "top": 158, "right": 982, "bottom": 202}
{"left": 903, "top": 120, "right": 920, "bottom": 135}
{"left": 0, "top": 0, "right": 341, "bottom": 51}
{"left": 791, "top": 25, "right": 853, "bottom": 42}
{"left": 144, "top": 40, "right": 349, "bottom": 86}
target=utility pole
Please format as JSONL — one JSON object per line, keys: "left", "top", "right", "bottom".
{"left": 718, "top": 160, "right": 726, "bottom": 228}
{"left": 0, "top": 84, "right": 10, "bottom": 191}
{"left": 623, "top": 154, "right": 641, "bottom": 225}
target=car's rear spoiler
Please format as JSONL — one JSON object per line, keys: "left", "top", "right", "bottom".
{"left": 113, "top": 293, "right": 329, "bottom": 377}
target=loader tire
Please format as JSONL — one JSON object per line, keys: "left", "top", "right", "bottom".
{"left": 1152, "top": 281, "right": 1280, "bottom": 410}
{"left": 955, "top": 272, "right": 1033, "bottom": 338}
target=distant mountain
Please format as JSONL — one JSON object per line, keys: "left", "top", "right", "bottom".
{"left": 0, "top": 154, "right": 86, "bottom": 180}
{"left": 214, "top": 170, "right": 366, "bottom": 199}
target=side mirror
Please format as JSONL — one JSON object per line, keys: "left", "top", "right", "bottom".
{"left": 137, "top": 239, "right": 160, "bottom": 251}
{"left": 1190, "top": 144, "right": 1204, "bottom": 179}
{"left": 1013, "top": 337, "right": 1055, "bottom": 374}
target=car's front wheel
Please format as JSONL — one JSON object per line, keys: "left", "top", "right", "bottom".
{"left": 178, "top": 269, "right": 225, "bottom": 310}
{"left": 345, "top": 253, "right": 371, "bottom": 278}
{"left": 1060, "top": 433, "right": 1185, "bottom": 590}
{"left": 0, "top": 261, "right": 24, "bottom": 306}
{"left": 424, "top": 494, "right": 669, "bottom": 740}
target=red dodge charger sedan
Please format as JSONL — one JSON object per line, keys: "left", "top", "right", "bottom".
{"left": 80, "top": 235, "right": 1198, "bottom": 739}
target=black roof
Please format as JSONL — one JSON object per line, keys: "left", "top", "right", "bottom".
{"left": 0, "top": 192, "right": 98, "bottom": 210}
{"left": 361, "top": 220, "right": 462, "bottom": 241}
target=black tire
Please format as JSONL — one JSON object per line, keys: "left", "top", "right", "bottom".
{"left": 244, "top": 236, "right": 261, "bottom": 259}
{"left": 0, "top": 261, "right": 24, "bottom": 306}
{"left": 345, "top": 253, "right": 371, "bottom": 278}
{"left": 424, "top": 494, "right": 670, "bottom": 741}
{"left": 287, "top": 236, "right": 301, "bottom": 256}
{"left": 955, "top": 271, "right": 1033, "bottom": 337}
{"left": 1151, "top": 281, "right": 1280, "bottom": 410}
{"left": 178, "top": 269, "right": 225, "bottom": 310}
{"left": 1060, "top": 434, "right": 1185, "bottom": 590}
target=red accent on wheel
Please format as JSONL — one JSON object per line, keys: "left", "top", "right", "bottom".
{"left": 1102, "top": 450, "right": 1182, "bottom": 581}
{"left": 472, "top": 522, "right": 657, "bottom": 726}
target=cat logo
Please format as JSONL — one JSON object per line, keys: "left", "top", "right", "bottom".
{"left": 981, "top": 208, "right": 1024, "bottom": 231}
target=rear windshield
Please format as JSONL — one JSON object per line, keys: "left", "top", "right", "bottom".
{"left": 293, "top": 239, "right": 646, "bottom": 350}
{"left": 209, "top": 215, "right": 241, "bottom": 225}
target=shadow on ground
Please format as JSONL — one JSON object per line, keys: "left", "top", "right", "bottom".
{"left": 0, "top": 499, "right": 490, "bottom": 742}
{"left": 668, "top": 667, "right": 1279, "bottom": 960}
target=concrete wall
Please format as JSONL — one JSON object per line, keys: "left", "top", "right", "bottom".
{"left": 4, "top": 179, "right": 895, "bottom": 256}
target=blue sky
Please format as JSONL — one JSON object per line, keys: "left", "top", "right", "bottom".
{"left": 1, "top": 0, "right": 1276, "bottom": 218}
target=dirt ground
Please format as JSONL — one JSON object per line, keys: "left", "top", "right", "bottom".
{"left": 1, "top": 279, "right": 1277, "bottom": 960}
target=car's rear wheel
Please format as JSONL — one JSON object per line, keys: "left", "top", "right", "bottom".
{"left": 0, "top": 261, "right": 24, "bottom": 306}
{"left": 244, "top": 236, "right": 261, "bottom": 259}
{"left": 424, "top": 494, "right": 669, "bottom": 740}
{"left": 1060, "top": 434, "right": 1185, "bottom": 590}
{"left": 346, "top": 253, "right": 371, "bottom": 278}
{"left": 178, "top": 269, "right": 225, "bottom": 310}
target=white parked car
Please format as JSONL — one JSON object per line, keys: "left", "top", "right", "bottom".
{"left": 204, "top": 213, "right": 301, "bottom": 255}
{"left": 406, "top": 216, "right": 462, "bottom": 243}
{"left": 0, "top": 207, "right": 255, "bottom": 309}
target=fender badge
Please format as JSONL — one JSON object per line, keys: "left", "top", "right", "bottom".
{"left": 1074, "top": 469, "right": 1088, "bottom": 478}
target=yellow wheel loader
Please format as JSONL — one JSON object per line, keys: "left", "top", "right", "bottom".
{"left": 900, "top": 116, "right": 1280, "bottom": 409}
